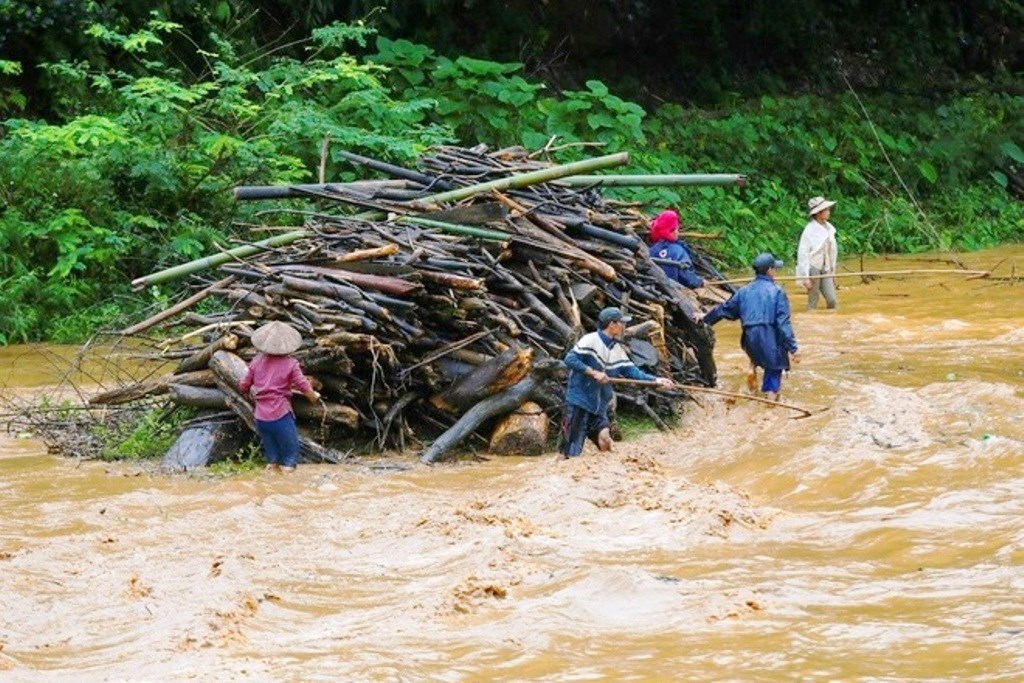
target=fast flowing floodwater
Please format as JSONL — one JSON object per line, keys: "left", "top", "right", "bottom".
{"left": 1, "top": 247, "right": 1022, "bottom": 681}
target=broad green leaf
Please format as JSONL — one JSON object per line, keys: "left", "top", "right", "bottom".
{"left": 587, "top": 112, "right": 617, "bottom": 130}
{"left": 214, "top": 2, "right": 231, "bottom": 22}
{"left": 999, "top": 141, "right": 1024, "bottom": 164}
{"left": 918, "top": 161, "right": 938, "bottom": 184}
{"left": 456, "top": 56, "right": 519, "bottom": 76}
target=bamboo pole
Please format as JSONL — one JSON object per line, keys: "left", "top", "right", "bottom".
{"left": 705, "top": 268, "right": 992, "bottom": 287}
{"left": 608, "top": 377, "right": 816, "bottom": 418}
{"left": 557, "top": 173, "right": 746, "bottom": 187}
{"left": 410, "top": 152, "right": 629, "bottom": 208}
{"left": 131, "top": 231, "right": 308, "bottom": 290}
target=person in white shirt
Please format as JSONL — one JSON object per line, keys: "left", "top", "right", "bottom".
{"left": 796, "top": 196, "right": 839, "bottom": 310}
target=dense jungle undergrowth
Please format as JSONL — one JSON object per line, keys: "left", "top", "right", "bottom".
{"left": 0, "top": 13, "right": 1021, "bottom": 344}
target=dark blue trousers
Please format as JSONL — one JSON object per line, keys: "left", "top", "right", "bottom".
{"left": 559, "top": 404, "right": 609, "bottom": 457}
{"left": 255, "top": 413, "right": 300, "bottom": 467}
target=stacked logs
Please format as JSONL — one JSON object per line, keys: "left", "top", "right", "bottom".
{"left": 93, "top": 145, "right": 739, "bottom": 466}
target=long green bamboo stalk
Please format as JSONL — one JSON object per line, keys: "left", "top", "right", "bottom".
{"left": 411, "top": 152, "right": 629, "bottom": 208}
{"left": 130, "top": 230, "right": 308, "bottom": 290}
{"left": 558, "top": 173, "right": 746, "bottom": 187}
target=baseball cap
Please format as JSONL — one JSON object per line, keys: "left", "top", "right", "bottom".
{"left": 597, "top": 307, "right": 633, "bottom": 327}
{"left": 751, "top": 252, "right": 784, "bottom": 273}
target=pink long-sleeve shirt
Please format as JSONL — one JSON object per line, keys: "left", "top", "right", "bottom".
{"left": 238, "top": 353, "right": 314, "bottom": 421}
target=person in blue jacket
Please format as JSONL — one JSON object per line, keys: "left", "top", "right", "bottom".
{"left": 699, "top": 253, "right": 801, "bottom": 401}
{"left": 648, "top": 209, "right": 704, "bottom": 289}
{"left": 561, "top": 307, "right": 674, "bottom": 458}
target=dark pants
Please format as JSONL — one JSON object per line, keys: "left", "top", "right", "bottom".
{"left": 761, "top": 369, "right": 783, "bottom": 393}
{"left": 255, "top": 413, "right": 300, "bottom": 467}
{"left": 559, "top": 404, "right": 609, "bottom": 458}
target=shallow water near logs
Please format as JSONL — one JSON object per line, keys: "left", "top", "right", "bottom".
{"left": 1, "top": 247, "right": 1022, "bottom": 680}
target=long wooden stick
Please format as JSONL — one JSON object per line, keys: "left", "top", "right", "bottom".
{"left": 706, "top": 268, "right": 991, "bottom": 286}
{"left": 120, "top": 276, "right": 235, "bottom": 335}
{"left": 608, "top": 377, "right": 817, "bottom": 418}
{"left": 555, "top": 173, "right": 746, "bottom": 187}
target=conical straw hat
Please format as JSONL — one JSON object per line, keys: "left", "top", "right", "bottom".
{"left": 250, "top": 321, "right": 302, "bottom": 355}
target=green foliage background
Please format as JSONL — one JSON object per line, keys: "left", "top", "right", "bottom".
{"left": 0, "top": 11, "right": 1021, "bottom": 344}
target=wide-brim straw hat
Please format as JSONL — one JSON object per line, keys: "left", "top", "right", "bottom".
{"left": 807, "top": 196, "right": 837, "bottom": 216}
{"left": 251, "top": 321, "right": 302, "bottom": 355}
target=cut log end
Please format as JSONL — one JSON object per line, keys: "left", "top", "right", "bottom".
{"left": 488, "top": 402, "right": 549, "bottom": 456}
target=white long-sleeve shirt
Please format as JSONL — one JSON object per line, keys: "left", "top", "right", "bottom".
{"left": 796, "top": 219, "right": 838, "bottom": 278}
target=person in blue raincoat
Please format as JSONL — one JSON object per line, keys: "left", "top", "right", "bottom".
{"left": 648, "top": 209, "right": 704, "bottom": 289}
{"left": 560, "top": 307, "right": 674, "bottom": 458}
{"left": 699, "top": 253, "right": 801, "bottom": 401}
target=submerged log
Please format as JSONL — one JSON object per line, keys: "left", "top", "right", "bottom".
{"left": 488, "top": 401, "right": 548, "bottom": 456}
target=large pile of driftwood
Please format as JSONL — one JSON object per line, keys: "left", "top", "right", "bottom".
{"left": 88, "top": 145, "right": 741, "bottom": 467}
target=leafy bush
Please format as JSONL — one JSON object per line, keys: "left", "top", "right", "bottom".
{"left": 0, "top": 20, "right": 451, "bottom": 341}
{"left": 97, "top": 406, "right": 187, "bottom": 461}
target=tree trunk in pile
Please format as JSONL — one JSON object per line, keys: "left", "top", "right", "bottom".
{"left": 488, "top": 401, "right": 548, "bottom": 456}
{"left": 89, "top": 369, "right": 217, "bottom": 405}
{"left": 177, "top": 333, "right": 239, "bottom": 373}
{"left": 420, "top": 359, "right": 561, "bottom": 464}
{"left": 421, "top": 375, "right": 541, "bottom": 464}
{"left": 167, "top": 383, "right": 230, "bottom": 409}
{"left": 430, "top": 347, "right": 534, "bottom": 413}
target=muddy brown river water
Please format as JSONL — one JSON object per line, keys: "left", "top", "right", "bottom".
{"left": 1, "top": 247, "right": 1022, "bottom": 681}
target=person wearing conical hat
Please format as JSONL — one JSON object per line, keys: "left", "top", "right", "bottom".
{"left": 699, "top": 253, "right": 801, "bottom": 401}
{"left": 238, "top": 321, "right": 321, "bottom": 472}
{"left": 796, "top": 195, "right": 839, "bottom": 310}
{"left": 647, "top": 209, "right": 705, "bottom": 290}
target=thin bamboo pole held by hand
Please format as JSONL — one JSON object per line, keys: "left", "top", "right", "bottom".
{"left": 607, "top": 377, "right": 817, "bottom": 418}
{"left": 705, "top": 268, "right": 991, "bottom": 287}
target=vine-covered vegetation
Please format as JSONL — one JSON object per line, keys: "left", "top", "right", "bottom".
{"left": 0, "top": 5, "right": 1021, "bottom": 344}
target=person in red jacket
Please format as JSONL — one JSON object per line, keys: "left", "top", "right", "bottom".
{"left": 648, "top": 209, "right": 705, "bottom": 289}
{"left": 238, "top": 321, "right": 321, "bottom": 472}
